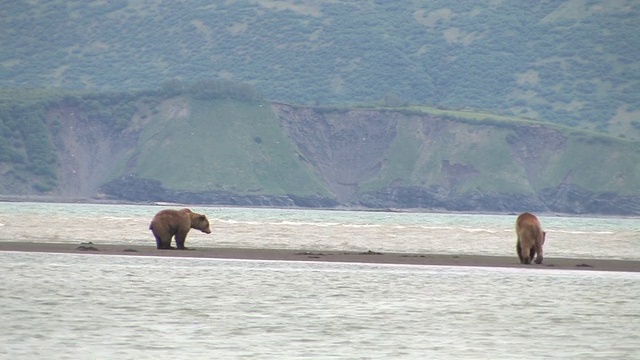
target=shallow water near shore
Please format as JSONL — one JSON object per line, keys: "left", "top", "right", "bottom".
{"left": 1, "top": 202, "right": 639, "bottom": 358}
{"left": 0, "top": 202, "right": 639, "bottom": 260}
{"left": 1, "top": 251, "right": 638, "bottom": 359}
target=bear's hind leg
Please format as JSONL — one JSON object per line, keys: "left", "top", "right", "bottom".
{"left": 156, "top": 235, "right": 174, "bottom": 250}
{"left": 153, "top": 232, "right": 171, "bottom": 250}
{"left": 516, "top": 240, "right": 524, "bottom": 264}
{"left": 164, "top": 236, "right": 176, "bottom": 249}
{"left": 175, "top": 231, "right": 188, "bottom": 250}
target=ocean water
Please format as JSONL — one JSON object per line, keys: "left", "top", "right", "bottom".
{"left": 1, "top": 202, "right": 639, "bottom": 359}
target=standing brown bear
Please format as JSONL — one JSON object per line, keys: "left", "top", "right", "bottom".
{"left": 149, "top": 208, "right": 211, "bottom": 250}
{"left": 515, "top": 212, "right": 546, "bottom": 264}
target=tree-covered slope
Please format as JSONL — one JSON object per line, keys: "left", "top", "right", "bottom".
{"left": 2, "top": 1, "right": 639, "bottom": 137}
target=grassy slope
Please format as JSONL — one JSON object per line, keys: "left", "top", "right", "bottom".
{"left": 356, "top": 106, "right": 640, "bottom": 196}
{"left": 134, "top": 97, "right": 329, "bottom": 196}
{"left": 543, "top": 137, "right": 640, "bottom": 195}
{"left": 358, "top": 118, "right": 530, "bottom": 195}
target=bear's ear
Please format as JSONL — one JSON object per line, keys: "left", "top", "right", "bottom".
{"left": 199, "top": 215, "right": 207, "bottom": 221}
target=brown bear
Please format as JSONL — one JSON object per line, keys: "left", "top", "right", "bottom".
{"left": 149, "top": 208, "right": 211, "bottom": 250}
{"left": 515, "top": 212, "right": 546, "bottom": 264}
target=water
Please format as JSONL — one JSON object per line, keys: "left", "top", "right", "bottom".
{"left": 1, "top": 202, "right": 639, "bottom": 260}
{"left": 1, "top": 252, "right": 639, "bottom": 359}
{"left": 1, "top": 202, "right": 639, "bottom": 359}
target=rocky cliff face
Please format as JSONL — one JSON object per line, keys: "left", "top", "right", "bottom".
{"left": 47, "top": 106, "right": 141, "bottom": 198}
{"left": 274, "top": 104, "right": 399, "bottom": 203}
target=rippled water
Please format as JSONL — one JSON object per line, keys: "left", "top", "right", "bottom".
{"left": 1, "top": 202, "right": 639, "bottom": 359}
{"left": 0, "top": 202, "right": 639, "bottom": 259}
{"left": 1, "top": 252, "right": 638, "bottom": 359}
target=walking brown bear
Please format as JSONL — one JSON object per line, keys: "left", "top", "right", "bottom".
{"left": 149, "top": 208, "right": 211, "bottom": 250}
{"left": 515, "top": 212, "right": 546, "bottom": 264}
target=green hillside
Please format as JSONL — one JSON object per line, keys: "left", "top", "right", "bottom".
{"left": 2, "top": 1, "right": 639, "bottom": 138}
{"left": 0, "top": 85, "right": 639, "bottom": 214}
{"left": 364, "top": 111, "right": 640, "bottom": 196}
{"left": 133, "top": 97, "right": 328, "bottom": 195}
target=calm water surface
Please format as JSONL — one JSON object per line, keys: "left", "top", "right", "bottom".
{"left": 1, "top": 252, "right": 639, "bottom": 359}
{"left": 1, "top": 202, "right": 639, "bottom": 359}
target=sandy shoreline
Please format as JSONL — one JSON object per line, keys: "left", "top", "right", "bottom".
{"left": 1, "top": 241, "right": 638, "bottom": 273}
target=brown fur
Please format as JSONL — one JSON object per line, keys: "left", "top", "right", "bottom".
{"left": 515, "top": 212, "right": 546, "bottom": 264}
{"left": 149, "top": 208, "right": 211, "bottom": 250}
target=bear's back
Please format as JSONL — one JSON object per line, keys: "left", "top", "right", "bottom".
{"left": 150, "top": 209, "right": 190, "bottom": 230}
{"left": 516, "top": 212, "right": 542, "bottom": 241}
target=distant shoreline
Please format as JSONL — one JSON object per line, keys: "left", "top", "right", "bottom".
{"left": 1, "top": 242, "right": 638, "bottom": 273}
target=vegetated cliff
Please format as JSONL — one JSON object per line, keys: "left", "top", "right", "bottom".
{"left": 271, "top": 104, "right": 640, "bottom": 215}
{"left": 13, "top": 97, "right": 640, "bottom": 215}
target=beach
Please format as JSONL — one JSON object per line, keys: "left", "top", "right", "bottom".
{"left": 1, "top": 241, "right": 638, "bottom": 273}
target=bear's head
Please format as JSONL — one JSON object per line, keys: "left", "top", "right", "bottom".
{"left": 192, "top": 214, "right": 212, "bottom": 234}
